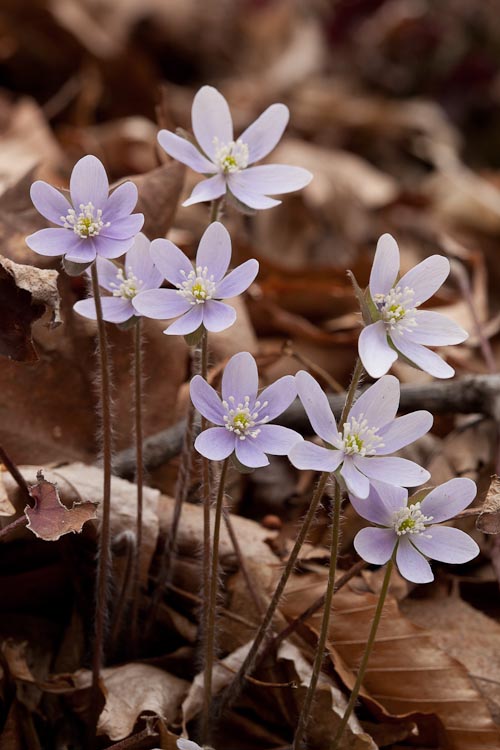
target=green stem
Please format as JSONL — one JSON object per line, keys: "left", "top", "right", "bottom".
{"left": 90, "top": 263, "right": 113, "bottom": 734}
{"left": 340, "top": 357, "right": 364, "bottom": 425}
{"left": 217, "top": 471, "right": 330, "bottom": 717}
{"left": 209, "top": 197, "right": 224, "bottom": 223}
{"left": 331, "top": 558, "right": 394, "bottom": 749}
{"left": 130, "top": 319, "right": 144, "bottom": 653}
{"left": 293, "top": 480, "right": 342, "bottom": 750}
{"left": 201, "top": 456, "right": 229, "bottom": 745}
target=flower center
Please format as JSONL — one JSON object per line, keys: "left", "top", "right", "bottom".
{"left": 109, "top": 267, "right": 143, "bottom": 300}
{"left": 176, "top": 266, "right": 217, "bottom": 305}
{"left": 62, "top": 202, "right": 110, "bottom": 239}
{"left": 222, "top": 395, "right": 269, "bottom": 440}
{"left": 392, "top": 502, "right": 433, "bottom": 536}
{"left": 374, "top": 286, "right": 417, "bottom": 332}
{"left": 338, "top": 414, "right": 384, "bottom": 457}
{"left": 213, "top": 137, "right": 249, "bottom": 173}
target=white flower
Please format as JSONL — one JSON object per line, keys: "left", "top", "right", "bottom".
{"left": 158, "top": 85, "right": 312, "bottom": 210}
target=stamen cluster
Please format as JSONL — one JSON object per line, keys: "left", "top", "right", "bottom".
{"left": 109, "top": 268, "right": 143, "bottom": 300}
{"left": 338, "top": 414, "right": 385, "bottom": 457}
{"left": 213, "top": 137, "right": 249, "bottom": 173}
{"left": 222, "top": 395, "right": 270, "bottom": 440}
{"left": 374, "top": 286, "right": 417, "bottom": 332}
{"left": 391, "top": 502, "right": 432, "bottom": 536}
{"left": 176, "top": 267, "right": 217, "bottom": 305}
{"left": 62, "top": 202, "right": 110, "bottom": 239}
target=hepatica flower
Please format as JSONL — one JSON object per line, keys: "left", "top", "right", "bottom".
{"left": 132, "top": 222, "right": 258, "bottom": 335}
{"left": 177, "top": 741, "right": 202, "bottom": 750}
{"left": 359, "top": 234, "right": 467, "bottom": 379}
{"left": 26, "top": 155, "right": 144, "bottom": 265}
{"left": 190, "top": 351, "right": 302, "bottom": 468}
{"left": 352, "top": 478, "right": 479, "bottom": 583}
{"left": 73, "top": 233, "right": 163, "bottom": 324}
{"left": 158, "top": 85, "right": 312, "bottom": 209}
{"left": 289, "top": 371, "right": 432, "bottom": 499}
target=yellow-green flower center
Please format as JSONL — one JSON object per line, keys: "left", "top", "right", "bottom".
{"left": 62, "top": 202, "right": 110, "bottom": 239}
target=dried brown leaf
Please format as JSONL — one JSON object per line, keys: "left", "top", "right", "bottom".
{"left": 25, "top": 471, "right": 97, "bottom": 542}
{"left": 131, "top": 161, "right": 185, "bottom": 240}
{"left": 477, "top": 476, "right": 500, "bottom": 534}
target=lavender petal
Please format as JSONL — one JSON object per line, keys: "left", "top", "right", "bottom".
{"left": 94, "top": 234, "right": 135, "bottom": 260}
{"left": 377, "top": 411, "right": 433, "bottom": 455}
{"left": 235, "top": 438, "right": 270, "bottom": 468}
{"left": 221, "top": 351, "right": 258, "bottom": 405}
{"left": 354, "top": 455, "right": 430, "bottom": 487}
{"left": 126, "top": 234, "right": 163, "bottom": 290}
{"left": 227, "top": 175, "right": 281, "bottom": 209}
{"left": 215, "top": 259, "right": 259, "bottom": 298}
{"left": 254, "top": 424, "right": 302, "bottom": 455}
{"left": 350, "top": 481, "right": 407, "bottom": 525}
{"left": 195, "top": 427, "right": 235, "bottom": 461}
{"left": 348, "top": 374, "right": 400, "bottom": 430}
{"left": 341, "top": 456, "right": 370, "bottom": 499}
{"left": 257, "top": 375, "right": 297, "bottom": 421}
{"left": 354, "top": 527, "right": 396, "bottom": 565}
{"left": 411, "top": 526, "right": 479, "bottom": 564}
{"left": 295, "top": 370, "right": 339, "bottom": 445}
{"left": 396, "top": 537, "right": 434, "bottom": 583}
{"left": 132, "top": 289, "right": 191, "bottom": 319}
{"left": 100, "top": 213, "right": 144, "bottom": 240}
{"left": 26, "top": 228, "right": 84, "bottom": 257}
{"left": 289, "top": 441, "right": 343, "bottom": 472}
{"left": 191, "top": 85, "right": 233, "bottom": 160}
{"left": 398, "top": 254, "right": 450, "bottom": 305}
{"left": 103, "top": 181, "right": 139, "bottom": 222}
{"left": 420, "top": 477, "right": 477, "bottom": 523}
{"left": 239, "top": 103, "right": 289, "bottom": 163}
{"left": 182, "top": 175, "right": 226, "bottom": 207}
{"left": 165, "top": 304, "right": 204, "bottom": 335}
{"left": 231, "top": 164, "right": 312, "bottom": 195}
{"left": 157, "top": 129, "right": 216, "bottom": 173}
{"left": 407, "top": 310, "right": 468, "bottom": 346}
{"left": 202, "top": 300, "right": 236, "bottom": 332}
{"left": 391, "top": 331, "right": 455, "bottom": 379}
{"left": 30, "top": 181, "right": 71, "bottom": 226}
{"left": 70, "top": 155, "right": 109, "bottom": 211}
{"left": 150, "top": 238, "right": 193, "bottom": 286}
{"left": 369, "top": 233, "right": 400, "bottom": 298}
{"left": 189, "top": 375, "right": 225, "bottom": 425}
{"left": 358, "top": 321, "right": 397, "bottom": 378}
{"left": 195, "top": 222, "right": 232, "bottom": 281}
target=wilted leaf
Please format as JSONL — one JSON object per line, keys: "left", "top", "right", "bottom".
{"left": 0, "top": 255, "right": 61, "bottom": 362}
{"left": 476, "top": 476, "right": 500, "bottom": 534}
{"left": 25, "top": 471, "right": 97, "bottom": 542}
{"left": 282, "top": 574, "right": 500, "bottom": 749}
{"left": 131, "top": 160, "right": 185, "bottom": 240}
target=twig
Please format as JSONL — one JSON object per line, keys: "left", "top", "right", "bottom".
{"left": 0, "top": 515, "right": 28, "bottom": 541}
{"left": 0, "top": 444, "right": 32, "bottom": 505}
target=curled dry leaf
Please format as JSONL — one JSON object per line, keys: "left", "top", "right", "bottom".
{"left": 130, "top": 160, "right": 185, "bottom": 240}
{"left": 476, "top": 475, "right": 500, "bottom": 534}
{"left": 25, "top": 471, "right": 97, "bottom": 542}
{"left": 0, "top": 254, "right": 61, "bottom": 362}
{"left": 74, "top": 663, "right": 189, "bottom": 741}
{"left": 282, "top": 573, "right": 500, "bottom": 750}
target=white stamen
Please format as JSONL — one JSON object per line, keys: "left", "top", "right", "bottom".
{"left": 374, "top": 285, "right": 417, "bottom": 333}
{"left": 337, "top": 413, "right": 384, "bottom": 457}
{"left": 176, "top": 266, "right": 217, "bottom": 305}
{"left": 392, "top": 502, "right": 433, "bottom": 537}
{"left": 109, "top": 266, "right": 143, "bottom": 300}
{"left": 223, "top": 395, "right": 269, "bottom": 440}
{"left": 62, "top": 202, "right": 110, "bottom": 239}
{"left": 213, "top": 137, "right": 249, "bottom": 174}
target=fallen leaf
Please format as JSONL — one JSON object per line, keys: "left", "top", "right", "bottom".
{"left": 131, "top": 160, "right": 185, "bottom": 240}
{"left": 0, "top": 255, "right": 61, "bottom": 362}
{"left": 25, "top": 471, "right": 97, "bottom": 542}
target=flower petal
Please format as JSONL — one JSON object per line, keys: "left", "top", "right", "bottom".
{"left": 222, "top": 351, "right": 258, "bottom": 404}
{"left": 420, "top": 477, "right": 477, "bottom": 523}
{"left": 411, "top": 526, "right": 479, "bottom": 564}
{"left": 257, "top": 375, "right": 297, "bottom": 421}
{"left": 202, "top": 300, "right": 236, "bottom": 332}
{"left": 295, "top": 370, "right": 339, "bottom": 444}
{"left": 177, "top": 740, "right": 202, "bottom": 750}
{"left": 354, "top": 456, "right": 430, "bottom": 487}
{"left": 74, "top": 297, "right": 133, "bottom": 323}
{"left": 255, "top": 424, "right": 302, "bottom": 455}
{"left": 157, "top": 129, "right": 216, "bottom": 173}
{"left": 103, "top": 181, "right": 139, "bottom": 221}
{"left": 369, "top": 233, "right": 400, "bottom": 298}
{"left": 189, "top": 375, "right": 224, "bottom": 424}
{"left": 70, "top": 155, "right": 109, "bottom": 210}
{"left": 398, "top": 254, "right": 450, "bottom": 305}
{"left": 348, "top": 374, "right": 400, "bottom": 430}
{"left": 26, "top": 228, "right": 83, "bottom": 257}
{"left": 192, "top": 85, "right": 233, "bottom": 160}
{"left": 341, "top": 457, "right": 370, "bottom": 499}
{"left": 396, "top": 537, "right": 434, "bottom": 583}
{"left": 235, "top": 438, "right": 269, "bottom": 468}
{"left": 408, "top": 310, "right": 468, "bottom": 346}
{"left": 354, "top": 527, "right": 396, "bottom": 565}
{"left": 165, "top": 305, "right": 204, "bottom": 335}
{"left": 232, "top": 165, "right": 312, "bottom": 197}
{"left": 93, "top": 235, "right": 135, "bottom": 260}
{"left": 100, "top": 213, "right": 144, "bottom": 240}
{"left": 377, "top": 411, "right": 433, "bottom": 455}
{"left": 195, "top": 427, "right": 235, "bottom": 461}
{"left": 65, "top": 241, "right": 97, "bottom": 264}
{"left": 358, "top": 321, "right": 397, "bottom": 378}
{"left": 350, "top": 481, "right": 408, "bottom": 525}
{"left": 227, "top": 174, "right": 281, "bottom": 209}
{"left": 239, "top": 103, "right": 290, "bottom": 163}
{"left": 150, "top": 238, "right": 193, "bottom": 286}
{"left": 126, "top": 233, "right": 163, "bottom": 290}
{"left": 182, "top": 174, "right": 226, "bottom": 207}
{"left": 289, "top": 441, "right": 343, "bottom": 472}
{"left": 30, "top": 181, "right": 71, "bottom": 226}
{"left": 391, "top": 331, "right": 455, "bottom": 379}
{"left": 132, "top": 289, "right": 191, "bottom": 319}
{"left": 195, "top": 222, "right": 232, "bottom": 281}
{"left": 215, "top": 259, "right": 259, "bottom": 299}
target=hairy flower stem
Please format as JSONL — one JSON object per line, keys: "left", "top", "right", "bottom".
{"left": 202, "top": 456, "right": 229, "bottom": 745}
{"left": 90, "top": 263, "right": 113, "bottom": 734}
{"left": 216, "top": 471, "right": 329, "bottom": 717}
{"left": 209, "top": 196, "right": 225, "bottom": 223}
{"left": 130, "top": 319, "right": 144, "bottom": 654}
{"left": 331, "top": 558, "right": 394, "bottom": 749}
{"left": 340, "top": 357, "right": 364, "bottom": 425}
{"left": 293, "top": 480, "right": 342, "bottom": 750}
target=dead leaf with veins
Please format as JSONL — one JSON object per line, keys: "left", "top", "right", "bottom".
{"left": 25, "top": 471, "right": 97, "bottom": 542}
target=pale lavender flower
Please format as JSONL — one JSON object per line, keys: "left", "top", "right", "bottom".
{"left": 177, "top": 741, "right": 202, "bottom": 750}
{"left": 158, "top": 85, "right": 312, "bottom": 210}
{"left": 73, "top": 233, "right": 163, "bottom": 324}
{"left": 359, "top": 234, "right": 468, "bottom": 379}
{"left": 289, "top": 371, "right": 432, "bottom": 499}
{"left": 132, "top": 222, "right": 258, "bottom": 335}
{"left": 352, "top": 478, "right": 479, "bottom": 583}
{"left": 26, "top": 155, "right": 144, "bottom": 265}
{"left": 190, "top": 351, "right": 302, "bottom": 468}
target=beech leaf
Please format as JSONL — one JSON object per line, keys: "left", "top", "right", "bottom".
{"left": 25, "top": 471, "right": 97, "bottom": 541}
